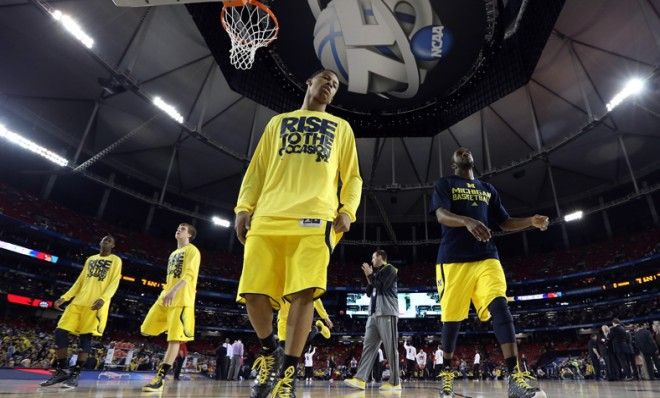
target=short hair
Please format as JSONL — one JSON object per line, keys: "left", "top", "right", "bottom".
{"left": 612, "top": 318, "right": 620, "bottom": 324}
{"left": 180, "top": 223, "right": 197, "bottom": 241}
{"left": 374, "top": 249, "right": 387, "bottom": 262}
{"left": 309, "top": 69, "right": 339, "bottom": 81}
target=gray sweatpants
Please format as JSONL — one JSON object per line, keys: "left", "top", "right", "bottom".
{"left": 355, "top": 315, "right": 400, "bottom": 385}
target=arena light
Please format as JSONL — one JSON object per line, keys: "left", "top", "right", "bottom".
{"left": 606, "top": 78, "right": 645, "bottom": 111}
{"left": 153, "top": 96, "right": 185, "bottom": 124}
{"left": 0, "top": 124, "right": 69, "bottom": 167}
{"left": 212, "top": 216, "right": 231, "bottom": 228}
{"left": 51, "top": 10, "right": 95, "bottom": 49}
{"left": 563, "top": 210, "right": 583, "bottom": 222}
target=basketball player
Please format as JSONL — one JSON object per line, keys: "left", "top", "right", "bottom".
{"left": 41, "top": 235, "right": 122, "bottom": 388}
{"left": 235, "top": 69, "right": 362, "bottom": 397}
{"left": 432, "top": 148, "right": 548, "bottom": 398}
{"left": 277, "top": 299, "right": 333, "bottom": 349}
{"left": 140, "top": 223, "right": 201, "bottom": 392}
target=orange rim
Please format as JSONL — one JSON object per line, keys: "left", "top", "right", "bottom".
{"left": 220, "top": 0, "right": 279, "bottom": 46}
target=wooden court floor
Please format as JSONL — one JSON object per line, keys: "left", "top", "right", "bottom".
{"left": 4, "top": 378, "right": 659, "bottom": 397}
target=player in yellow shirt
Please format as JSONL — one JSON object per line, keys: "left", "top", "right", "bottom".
{"left": 140, "top": 223, "right": 200, "bottom": 392}
{"left": 277, "top": 299, "right": 333, "bottom": 348}
{"left": 41, "top": 235, "right": 122, "bottom": 388}
{"left": 235, "top": 69, "right": 362, "bottom": 398}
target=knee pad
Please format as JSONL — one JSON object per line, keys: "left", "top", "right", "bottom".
{"left": 488, "top": 297, "right": 515, "bottom": 344}
{"left": 54, "top": 328, "right": 69, "bottom": 349}
{"left": 79, "top": 334, "right": 92, "bottom": 354}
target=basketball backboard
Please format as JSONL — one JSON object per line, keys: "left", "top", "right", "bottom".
{"left": 113, "top": 0, "right": 214, "bottom": 7}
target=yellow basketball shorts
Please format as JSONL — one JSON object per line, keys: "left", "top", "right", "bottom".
{"left": 57, "top": 304, "right": 109, "bottom": 337}
{"left": 237, "top": 227, "right": 337, "bottom": 309}
{"left": 436, "top": 258, "right": 507, "bottom": 322}
{"left": 140, "top": 303, "right": 195, "bottom": 342}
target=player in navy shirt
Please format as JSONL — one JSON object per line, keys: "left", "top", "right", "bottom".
{"left": 431, "top": 148, "right": 549, "bottom": 398}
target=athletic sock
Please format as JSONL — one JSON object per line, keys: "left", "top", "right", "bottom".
{"left": 282, "top": 355, "right": 299, "bottom": 376}
{"left": 158, "top": 363, "right": 172, "bottom": 378}
{"left": 505, "top": 356, "right": 518, "bottom": 373}
{"left": 259, "top": 333, "right": 278, "bottom": 353}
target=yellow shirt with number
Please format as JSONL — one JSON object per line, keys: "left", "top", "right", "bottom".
{"left": 235, "top": 109, "right": 362, "bottom": 235}
{"left": 61, "top": 254, "right": 122, "bottom": 307}
{"left": 159, "top": 244, "right": 200, "bottom": 307}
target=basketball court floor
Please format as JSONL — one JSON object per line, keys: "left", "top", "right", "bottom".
{"left": 3, "top": 379, "right": 659, "bottom": 397}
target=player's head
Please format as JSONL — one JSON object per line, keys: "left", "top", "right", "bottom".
{"left": 306, "top": 69, "right": 340, "bottom": 105}
{"left": 601, "top": 324, "right": 609, "bottom": 333}
{"left": 451, "top": 147, "right": 475, "bottom": 171}
{"left": 99, "top": 235, "right": 115, "bottom": 252}
{"left": 612, "top": 318, "right": 620, "bottom": 325}
{"left": 175, "top": 223, "right": 196, "bottom": 242}
{"left": 371, "top": 249, "right": 387, "bottom": 267}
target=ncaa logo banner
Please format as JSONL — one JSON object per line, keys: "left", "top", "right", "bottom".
{"left": 271, "top": 0, "right": 497, "bottom": 106}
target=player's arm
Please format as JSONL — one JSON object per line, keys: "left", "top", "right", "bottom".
{"left": 57, "top": 259, "right": 89, "bottom": 308}
{"left": 235, "top": 118, "right": 276, "bottom": 243}
{"left": 499, "top": 216, "right": 549, "bottom": 232}
{"left": 162, "top": 247, "right": 200, "bottom": 306}
{"left": 487, "top": 184, "right": 548, "bottom": 232}
{"left": 335, "top": 123, "right": 363, "bottom": 232}
{"left": 92, "top": 258, "right": 123, "bottom": 310}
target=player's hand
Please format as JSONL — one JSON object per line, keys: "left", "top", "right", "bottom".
{"left": 324, "top": 318, "right": 334, "bottom": 329}
{"left": 361, "top": 262, "right": 373, "bottom": 277}
{"left": 463, "top": 218, "right": 491, "bottom": 242}
{"left": 54, "top": 298, "right": 66, "bottom": 311}
{"left": 235, "top": 211, "right": 251, "bottom": 245}
{"left": 531, "top": 214, "right": 549, "bottom": 231}
{"left": 162, "top": 290, "right": 176, "bottom": 307}
{"left": 332, "top": 212, "right": 351, "bottom": 233}
{"left": 91, "top": 298, "right": 105, "bottom": 310}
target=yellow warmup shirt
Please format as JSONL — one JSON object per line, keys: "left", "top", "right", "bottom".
{"left": 61, "top": 254, "right": 122, "bottom": 306}
{"left": 235, "top": 109, "right": 362, "bottom": 234}
{"left": 159, "top": 244, "right": 200, "bottom": 307}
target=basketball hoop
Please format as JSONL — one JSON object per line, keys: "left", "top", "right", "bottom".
{"left": 220, "top": 0, "right": 279, "bottom": 70}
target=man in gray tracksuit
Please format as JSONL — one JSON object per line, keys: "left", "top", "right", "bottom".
{"left": 345, "top": 250, "right": 401, "bottom": 391}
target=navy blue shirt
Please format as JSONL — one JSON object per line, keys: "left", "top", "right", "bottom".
{"left": 430, "top": 175, "right": 510, "bottom": 263}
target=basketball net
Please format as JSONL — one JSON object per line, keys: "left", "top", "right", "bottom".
{"left": 220, "top": 0, "right": 279, "bottom": 70}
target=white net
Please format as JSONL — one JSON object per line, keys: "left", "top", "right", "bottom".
{"left": 222, "top": 1, "right": 278, "bottom": 70}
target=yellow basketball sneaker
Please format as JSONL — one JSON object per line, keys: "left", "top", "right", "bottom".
{"left": 379, "top": 382, "right": 402, "bottom": 391}
{"left": 315, "top": 320, "right": 331, "bottom": 339}
{"left": 344, "top": 377, "right": 366, "bottom": 390}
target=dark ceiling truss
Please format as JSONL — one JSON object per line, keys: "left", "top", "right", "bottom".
{"left": 487, "top": 105, "right": 536, "bottom": 151}
{"left": 28, "top": 0, "right": 247, "bottom": 164}
{"left": 553, "top": 30, "right": 656, "bottom": 69}
{"left": 183, "top": 171, "right": 243, "bottom": 194}
{"left": 529, "top": 78, "right": 617, "bottom": 131}
{"left": 399, "top": 138, "right": 423, "bottom": 185}
{"left": 1, "top": 93, "right": 94, "bottom": 103}
{"left": 115, "top": 8, "right": 153, "bottom": 71}
{"left": 423, "top": 135, "right": 435, "bottom": 182}
{"left": 139, "top": 54, "right": 213, "bottom": 86}
{"left": 110, "top": 145, "right": 173, "bottom": 157}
